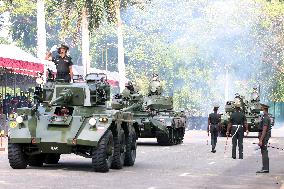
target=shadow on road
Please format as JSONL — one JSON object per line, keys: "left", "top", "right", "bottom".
{"left": 245, "top": 136, "right": 259, "bottom": 139}
{"left": 28, "top": 162, "right": 93, "bottom": 172}
{"left": 137, "top": 142, "right": 159, "bottom": 146}
{"left": 218, "top": 136, "right": 258, "bottom": 139}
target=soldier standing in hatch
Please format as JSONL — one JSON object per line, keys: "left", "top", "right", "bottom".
{"left": 256, "top": 104, "right": 271, "bottom": 173}
{"left": 207, "top": 105, "right": 221, "bottom": 153}
{"left": 45, "top": 44, "right": 73, "bottom": 82}
{"left": 226, "top": 103, "right": 249, "bottom": 159}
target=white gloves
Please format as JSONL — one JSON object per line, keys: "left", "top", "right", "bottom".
{"left": 49, "top": 45, "right": 58, "bottom": 53}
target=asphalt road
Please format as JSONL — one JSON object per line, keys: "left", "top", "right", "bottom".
{"left": 0, "top": 130, "right": 284, "bottom": 189}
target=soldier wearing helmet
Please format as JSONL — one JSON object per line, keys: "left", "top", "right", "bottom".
{"left": 226, "top": 102, "right": 248, "bottom": 159}
{"left": 207, "top": 104, "right": 221, "bottom": 153}
{"left": 45, "top": 44, "right": 73, "bottom": 82}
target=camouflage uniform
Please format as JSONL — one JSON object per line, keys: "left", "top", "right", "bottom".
{"left": 229, "top": 111, "right": 247, "bottom": 159}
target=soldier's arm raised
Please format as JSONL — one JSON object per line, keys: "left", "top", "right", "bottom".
{"left": 45, "top": 45, "right": 58, "bottom": 61}
{"left": 45, "top": 52, "right": 52, "bottom": 61}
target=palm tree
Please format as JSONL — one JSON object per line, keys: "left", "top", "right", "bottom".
{"left": 59, "top": 0, "right": 145, "bottom": 91}
{"left": 59, "top": 0, "right": 125, "bottom": 89}
{"left": 117, "top": 7, "right": 126, "bottom": 92}
{"left": 58, "top": 0, "right": 116, "bottom": 74}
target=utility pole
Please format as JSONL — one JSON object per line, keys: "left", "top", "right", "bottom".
{"left": 225, "top": 68, "right": 229, "bottom": 102}
{"left": 117, "top": 6, "right": 126, "bottom": 93}
{"left": 36, "top": 0, "right": 47, "bottom": 81}
{"left": 81, "top": 6, "right": 90, "bottom": 76}
{"left": 105, "top": 48, "right": 108, "bottom": 72}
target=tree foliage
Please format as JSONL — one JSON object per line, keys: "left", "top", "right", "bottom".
{"left": 254, "top": 0, "right": 284, "bottom": 101}
{"left": 1, "top": 0, "right": 284, "bottom": 113}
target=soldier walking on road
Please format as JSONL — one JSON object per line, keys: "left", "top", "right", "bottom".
{"left": 226, "top": 103, "right": 249, "bottom": 159}
{"left": 208, "top": 105, "right": 221, "bottom": 153}
{"left": 256, "top": 104, "right": 271, "bottom": 173}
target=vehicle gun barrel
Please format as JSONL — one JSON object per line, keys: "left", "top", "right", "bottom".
{"left": 122, "top": 103, "right": 141, "bottom": 112}
{"left": 48, "top": 89, "right": 73, "bottom": 106}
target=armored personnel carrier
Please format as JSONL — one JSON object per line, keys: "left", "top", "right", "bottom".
{"left": 7, "top": 73, "right": 137, "bottom": 172}
{"left": 112, "top": 76, "right": 186, "bottom": 146}
{"left": 220, "top": 88, "right": 275, "bottom": 136}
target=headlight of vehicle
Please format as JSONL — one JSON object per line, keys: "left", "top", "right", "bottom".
{"left": 36, "top": 77, "right": 44, "bottom": 85}
{"left": 99, "top": 117, "right": 108, "bottom": 122}
{"left": 89, "top": 118, "right": 97, "bottom": 126}
{"left": 16, "top": 116, "right": 23, "bottom": 124}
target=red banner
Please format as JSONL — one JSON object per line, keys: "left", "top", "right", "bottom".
{"left": 0, "top": 57, "right": 120, "bottom": 86}
{"left": 0, "top": 57, "right": 43, "bottom": 77}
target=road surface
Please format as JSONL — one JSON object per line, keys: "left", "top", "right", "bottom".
{"left": 0, "top": 130, "right": 283, "bottom": 189}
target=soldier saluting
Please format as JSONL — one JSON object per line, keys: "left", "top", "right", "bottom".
{"left": 226, "top": 103, "right": 249, "bottom": 159}
{"left": 207, "top": 104, "right": 221, "bottom": 153}
{"left": 45, "top": 44, "right": 73, "bottom": 82}
{"left": 256, "top": 104, "right": 271, "bottom": 173}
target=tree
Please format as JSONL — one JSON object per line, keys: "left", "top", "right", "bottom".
{"left": 0, "top": 0, "right": 37, "bottom": 54}
{"left": 253, "top": 0, "right": 284, "bottom": 101}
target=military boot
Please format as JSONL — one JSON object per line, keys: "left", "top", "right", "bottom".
{"left": 211, "top": 145, "right": 216, "bottom": 153}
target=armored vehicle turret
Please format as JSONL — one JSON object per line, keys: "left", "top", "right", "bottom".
{"left": 8, "top": 73, "right": 137, "bottom": 172}
{"left": 112, "top": 75, "right": 186, "bottom": 146}
{"left": 220, "top": 88, "right": 275, "bottom": 136}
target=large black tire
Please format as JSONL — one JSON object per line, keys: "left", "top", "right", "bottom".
{"left": 124, "top": 131, "right": 137, "bottom": 166}
{"left": 45, "top": 154, "right": 61, "bottom": 164}
{"left": 178, "top": 127, "right": 185, "bottom": 144}
{"left": 92, "top": 131, "right": 114, "bottom": 173}
{"left": 157, "top": 128, "right": 174, "bottom": 146}
{"left": 173, "top": 129, "right": 179, "bottom": 144}
{"left": 111, "top": 129, "right": 126, "bottom": 169}
{"left": 8, "top": 143, "right": 28, "bottom": 169}
{"left": 29, "top": 154, "right": 45, "bottom": 167}
{"left": 157, "top": 133, "right": 170, "bottom": 146}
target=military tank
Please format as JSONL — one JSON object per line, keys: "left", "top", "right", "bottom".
{"left": 7, "top": 73, "right": 137, "bottom": 172}
{"left": 112, "top": 75, "right": 186, "bottom": 146}
{"left": 220, "top": 88, "right": 275, "bottom": 136}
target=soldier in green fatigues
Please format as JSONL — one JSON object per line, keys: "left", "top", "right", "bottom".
{"left": 207, "top": 105, "right": 221, "bottom": 153}
{"left": 256, "top": 104, "right": 271, "bottom": 173}
{"left": 226, "top": 103, "right": 249, "bottom": 159}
